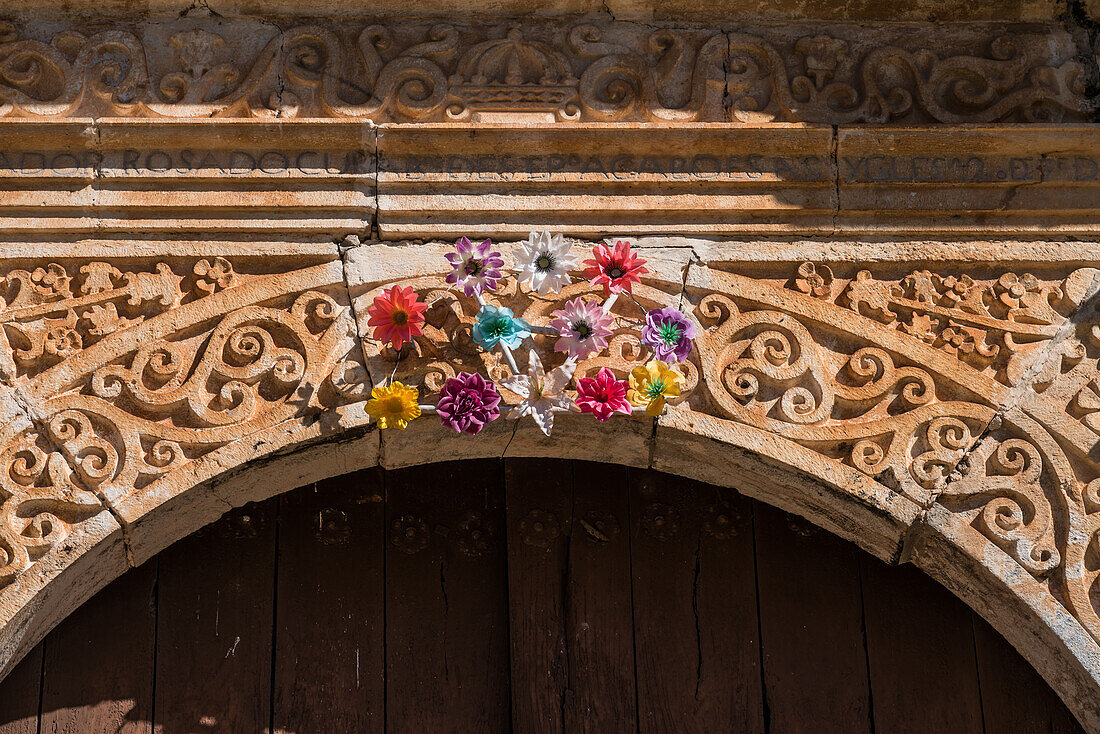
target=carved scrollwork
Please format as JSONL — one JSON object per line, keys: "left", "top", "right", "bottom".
{"left": 2, "top": 251, "right": 1100, "bottom": 688}
{"left": 0, "top": 427, "right": 102, "bottom": 586}
{"left": 0, "top": 21, "right": 1090, "bottom": 122}
{"left": 38, "top": 288, "right": 353, "bottom": 501}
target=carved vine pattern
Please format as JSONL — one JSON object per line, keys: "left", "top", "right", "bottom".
{"left": 0, "top": 21, "right": 1091, "bottom": 122}
{"left": 3, "top": 257, "right": 1100, "bottom": 653}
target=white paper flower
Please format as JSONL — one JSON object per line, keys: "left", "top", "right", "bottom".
{"left": 501, "top": 350, "right": 578, "bottom": 436}
{"left": 514, "top": 231, "right": 578, "bottom": 295}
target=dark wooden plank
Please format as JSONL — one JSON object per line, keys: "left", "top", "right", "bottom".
{"left": 153, "top": 502, "right": 277, "bottom": 733}
{"left": 974, "top": 615, "right": 1086, "bottom": 734}
{"left": 860, "top": 556, "right": 984, "bottom": 734}
{"left": 754, "top": 503, "right": 873, "bottom": 734}
{"left": 386, "top": 459, "right": 509, "bottom": 732}
{"left": 564, "top": 460, "right": 637, "bottom": 731}
{"left": 504, "top": 458, "right": 573, "bottom": 734}
{"left": 630, "top": 470, "right": 764, "bottom": 734}
{"left": 40, "top": 561, "right": 157, "bottom": 734}
{"left": 273, "top": 470, "right": 386, "bottom": 733}
{"left": 0, "top": 644, "right": 41, "bottom": 734}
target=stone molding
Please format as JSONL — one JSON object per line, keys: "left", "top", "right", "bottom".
{"left": 0, "top": 18, "right": 1095, "bottom": 124}
{"left": 0, "top": 121, "right": 1097, "bottom": 238}
{"left": 0, "top": 240, "right": 1098, "bottom": 727}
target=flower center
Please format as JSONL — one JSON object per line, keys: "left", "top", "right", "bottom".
{"left": 390, "top": 309, "right": 408, "bottom": 326}
{"left": 572, "top": 320, "right": 591, "bottom": 340}
{"left": 487, "top": 317, "right": 512, "bottom": 337}
{"left": 645, "top": 379, "right": 667, "bottom": 399}
{"left": 608, "top": 267, "right": 624, "bottom": 279}
{"left": 455, "top": 389, "right": 479, "bottom": 414}
{"left": 465, "top": 259, "right": 483, "bottom": 276}
{"left": 385, "top": 396, "right": 406, "bottom": 413}
{"left": 657, "top": 322, "right": 682, "bottom": 346}
{"left": 536, "top": 254, "right": 554, "bottom": 271}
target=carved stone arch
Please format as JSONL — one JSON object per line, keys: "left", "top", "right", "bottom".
{"left": 0, "top": 4, "right": 1098, "bottom": 726}
{"left": 0, "top": 240, "right": 1099, "bottom": 728}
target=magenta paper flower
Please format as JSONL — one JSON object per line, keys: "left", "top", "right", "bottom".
{"left": 575, "top": 367, "right": 631, "bottom": 422}
{"left": 436, "top": 372, "right": 502, "bottom": 435}
{"left": 550, "top": 297, "right": 614, "bottom": 361}
{"left": 445, "top": 237, "right": 504, "bottom": 296}
{"left": 641, "top": 307, "right": 696, "bottom": 362}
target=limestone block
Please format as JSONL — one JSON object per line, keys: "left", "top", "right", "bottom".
{"left": 376, "top": 124, "right": 838, "bottom": 238}
{"left": 836, "top": 126, "right": 1100, "bottom": 238}
{"left": 0, "top": 120, "right": 375, "bottom": 237}
{"left": 2, "top": 0, "right": 1064, "bottom": 22}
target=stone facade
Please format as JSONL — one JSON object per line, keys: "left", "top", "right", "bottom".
{"left": 0, "top": 1, "right": 1099, "bottom": 730}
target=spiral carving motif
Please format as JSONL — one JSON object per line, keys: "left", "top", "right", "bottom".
{"left": 0, "top": 20, "right": 1089, "bottom": 122}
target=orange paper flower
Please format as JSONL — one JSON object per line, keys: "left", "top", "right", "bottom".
{"left": 367, "top": 285, "right": 428, "bottom": 350}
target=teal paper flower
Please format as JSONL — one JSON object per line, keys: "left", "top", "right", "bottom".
{"left": 472, "top": 304, "right": 531, "bottom": 350}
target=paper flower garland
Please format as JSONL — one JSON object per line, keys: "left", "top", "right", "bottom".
{"left": 575, "top": 367, "right": 631, "bottom": 422}
{"left": 365, "top": 233, "right": 696, "bottom": 435}
{"left": 501, "top": 350, "right": 577, "bottom": 436}
{"left": 366, "top": 381, "right": 421, "bottom": 429}
{"left": 584, "top": 240, "right": 649, "bottom": 296}
{"left": 472, "top": 304, "right": 531, "bottom": 350}
{"left": 628, "top": 361, "right": 682, "bottom": 417}
{"left": 641, "top": 307, "right": 696, "bottom": 363}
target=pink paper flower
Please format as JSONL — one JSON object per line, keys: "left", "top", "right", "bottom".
{"left": 549, "top": 297, "right": 614, "bottom": 361}
{"left": 583, "top": 240, "right": 648, "bottom": 296}
{"left": 574, "top": 367, "right": 631, "bottom": 422}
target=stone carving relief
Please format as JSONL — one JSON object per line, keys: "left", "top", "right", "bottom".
{"left": 0, "top": 421, "right": 102, "bottom": 586}
{"left": 1, "top": 246, "right": 1099, "bottom": 726}
{"left": 0, "top": 20, "right": 1091, "bottom": 123}
{"left": 0, "top": 257, "right": 367, "bottom": 551}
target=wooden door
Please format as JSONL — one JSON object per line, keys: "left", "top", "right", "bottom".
{"left": 0, "top": 459, "right": 1084, "bottom": 733}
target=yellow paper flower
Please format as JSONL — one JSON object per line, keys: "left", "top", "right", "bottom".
{"left": 366, "top": 381, "right": 421, "bottom": 430}
{"left": 628, "top": 360, "right": 682, "bottom": 417}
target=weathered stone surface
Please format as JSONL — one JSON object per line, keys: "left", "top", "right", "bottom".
{"left": 3, "top": 0, "right": 1068, "bottom": 22}
{"left": 0, "top": 2, "right": 1098, "bottom": 724}
{"left": 2, "top": 234, "right": 1100, "bottom": 729}
{"left": 0, "top": 18, "right": 1088, "bottom": 122}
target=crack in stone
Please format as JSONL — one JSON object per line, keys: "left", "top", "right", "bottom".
{"left": 691, "top": 531, "right": 703, "bottom": 700}
{"left": 903, "top": 268, "right": 1100, "bottom": 559}
{"left": 829, "top": 125, "right": 840, "bottom": 237}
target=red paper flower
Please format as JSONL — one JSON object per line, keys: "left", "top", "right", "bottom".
{"left": 583, "top": 240, "right": 648, "bottom": 296}
{"left": 367, "top": 285, "right": 428, "bottom": 350}
{"left": 575, "top": 367, "right": 631, "bottom": 422}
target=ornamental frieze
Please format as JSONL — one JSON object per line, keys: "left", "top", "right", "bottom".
{"left": 0, "top": 239, "right": 1098, "bottom": 727}
{"left": 0, "top": 19, "right": 1093, "bottom": 123}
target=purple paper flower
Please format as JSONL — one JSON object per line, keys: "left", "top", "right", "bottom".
{"left": 436, "top": 371, "right": 502, "bottom": 435}
{"left": 445, "top": 237, "right": 504, "bottom": 296}
{"left": 641, "top": 307, "right": 695, "bottom": 362}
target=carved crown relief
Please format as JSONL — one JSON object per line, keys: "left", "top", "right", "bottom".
{"left": 0, "top": 20, "right": 1092, "bottom": 122}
